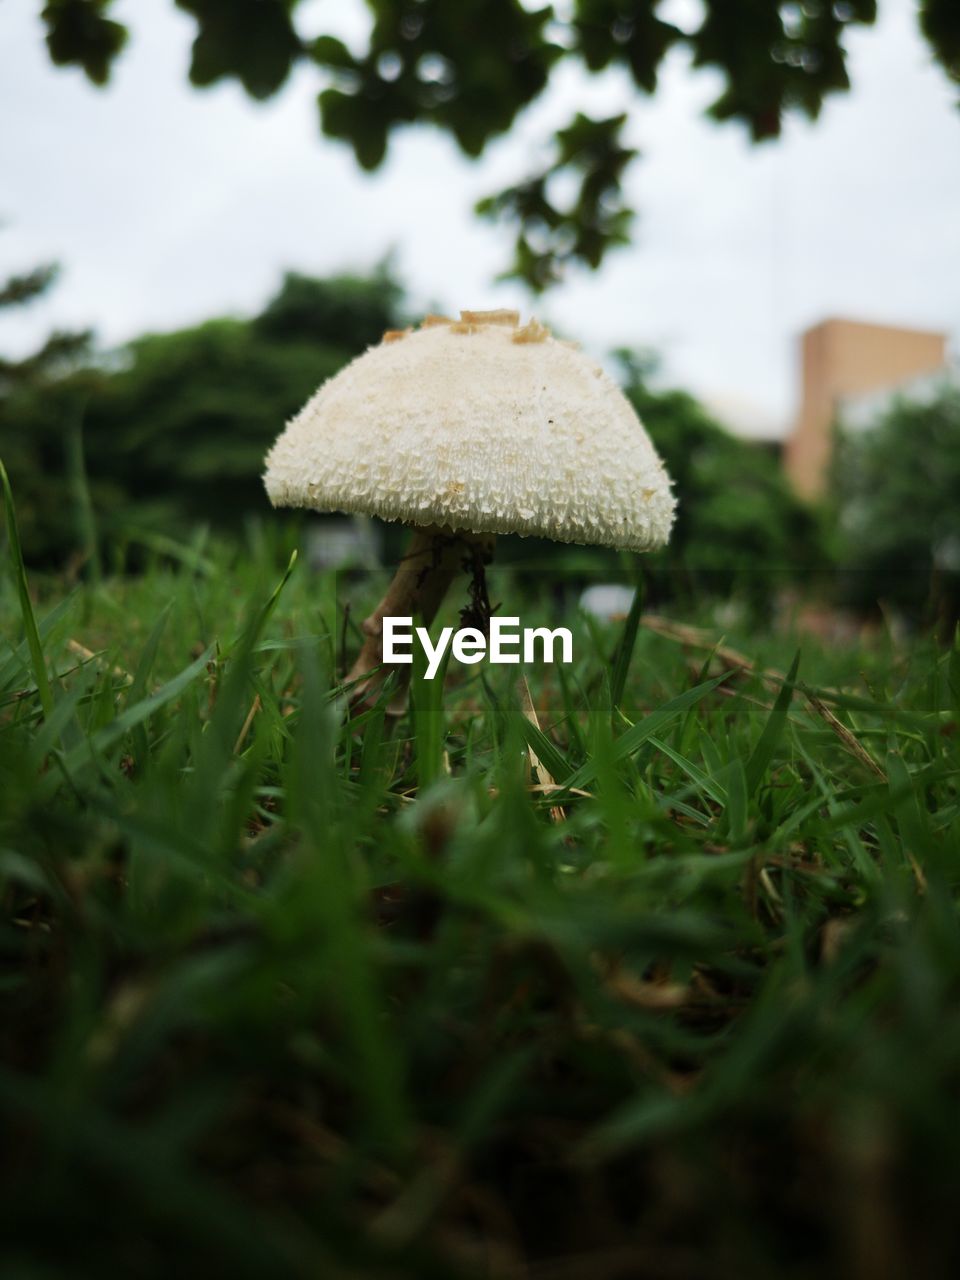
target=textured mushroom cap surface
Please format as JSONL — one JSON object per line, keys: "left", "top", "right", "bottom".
{"left": 263, "top": 317, "right": 675, "bottom": 552}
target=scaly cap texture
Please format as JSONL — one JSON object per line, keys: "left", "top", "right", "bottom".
{"left": 263, "top": 311, "right": 675, "bottom": 552}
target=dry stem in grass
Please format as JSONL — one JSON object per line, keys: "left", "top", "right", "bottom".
{"left": 642, "top": 613, "right": 888, "bottom": 782}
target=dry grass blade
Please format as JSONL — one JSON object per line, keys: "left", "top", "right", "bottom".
{"left": 370, "top": 1140, "right": 461, "bottom": 1248}
{"left": 233, "top": 693, "right": 262, "bottom": 755}
{"left": 602, "top": 967, "right": 692, "bottom": 1011}
{"left": 642, "top": 614, "right": 758, "bottom": 678}
{"left": 66, "top": 638, "right": 132, "bottom": 683}
{"left": 803, "top": 686, "right": 887, "bottom": 781}
{"left": 527, "top": 782, "right": 595, "bottom": 799}
{"left": 644, "top": 612, "right": 889, "bottom": 780}
{"left": 516, "top": 673, "right": 565, "bottom": 822}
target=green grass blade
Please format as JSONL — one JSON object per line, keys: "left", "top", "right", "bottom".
{"left": 0, "top": 592, "right": 76, "bottom": 693}
{"left": 61, "top": 643, "right": 215, "bottom": 773}
{"left": 410, "top": 619, "right": 447, "bottom": 789}
{"left": 64, "top": 410, "right": 102, "bottom": 586}
{"left": 228, "top": 549, "right": 298, "bottom": 657}
{"left": 121, "top": 525, "right": 217, "bottom": 576}
{"left": 0, "top": 458, "right": 54, "bottom": 719}
{"left": 647, "top": 732, "right": 728, "bottom": 805}
{"left": 517, "top": 714, "right": 575, "bottom": 784}
{"left": 127, "top": 602, "right": 172, "bottom": 765}
{"left": 744, "top": 650, "right": 800, "bottom": 796}
{"left": 563, "top": 674, "right": 728, "bottom": 792}
{"left": 610, "top": 580, "right": 644, "bottom": 710}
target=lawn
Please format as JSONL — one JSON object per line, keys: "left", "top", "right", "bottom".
{"left": 2, "top": 501, "right": 959, "bottom": 1277}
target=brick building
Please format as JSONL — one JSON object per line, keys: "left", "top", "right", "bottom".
{"left": 784, "top": 317, "right": 949, "bottom": 499}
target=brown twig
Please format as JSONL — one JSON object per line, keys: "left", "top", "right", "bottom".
{"left": 516, "top": 672, "right": 565, "bottom": 823}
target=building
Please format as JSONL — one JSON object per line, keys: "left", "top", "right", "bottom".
{"left": 784, "top": 317, "right": 949, "bottom": 499}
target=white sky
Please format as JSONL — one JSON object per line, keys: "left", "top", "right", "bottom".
{"left": 2, "top": 0, "right": 959, "bottom": 435}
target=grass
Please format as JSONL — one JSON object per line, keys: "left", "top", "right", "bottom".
{"left": 2, "top": 506, "right": 960, "bottom": 1277}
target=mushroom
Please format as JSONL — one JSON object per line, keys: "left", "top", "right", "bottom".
{"left": 263, "top": 309, "right": 675, "bottom": 707}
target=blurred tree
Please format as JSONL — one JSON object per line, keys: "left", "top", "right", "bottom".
{"left": 253, "top": 267, "right": 405, "bottom": 348}
{"left": 35, "top": 1, "right": 960, "bottom": 290}
{"left": 616, "top": 349, "right": 824, "bottom": 605}
{"left": 0, "top": 257, "right": 94, "bottom": 564}
{"left": 831, "top": 385, "right": 960, "bottom": 631}
{"left": 0, "top": 266, "right": 406, "bottom": 565}
{"left": 0, "top": 262, "right": 92, "bottom": 388}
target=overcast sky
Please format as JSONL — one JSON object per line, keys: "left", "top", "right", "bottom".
{"left": 2, "top": 0, "right": 959, "bottom": 434}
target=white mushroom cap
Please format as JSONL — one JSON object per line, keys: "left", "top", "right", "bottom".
{"left": 263, "top": 312, "right": 675, "bottom": 552}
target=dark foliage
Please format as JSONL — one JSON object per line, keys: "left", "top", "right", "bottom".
{"left": 32, "top": 1, "right": 960, "bottom": 289}
{"left": 0, "top": 257, "right": 94, "bottom": 564}
{"left": 475, "top": 113, "right": 636, "bottom": 291}
{"left": 0, "top": 263, "right": 60, "bottom": 311}
{"left": 40, "top": 0, "right": 127, "bottom": 85}
{"left": 0, "top": 267, "right": 405, "bottom": 565}
{"left": 831, "top": 385, "right": 960, "bottom": 629}
{"left": 618, "top": 351, "right": 825, "bottom": 605}
{"left": 0, "top": 263, "right": 829, "bottom": 597}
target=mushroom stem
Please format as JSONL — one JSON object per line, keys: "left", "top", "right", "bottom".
{"left": 347, "top": 525, "right": 495, "bottom": 712}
